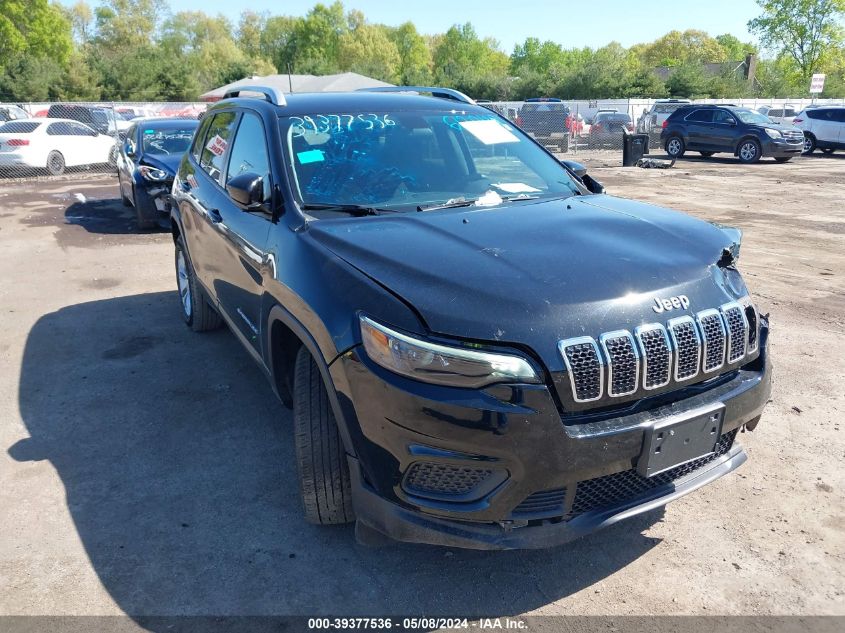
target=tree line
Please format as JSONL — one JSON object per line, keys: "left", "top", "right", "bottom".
{"left": 1, "top": 0, "right": 843, "bottom": 103}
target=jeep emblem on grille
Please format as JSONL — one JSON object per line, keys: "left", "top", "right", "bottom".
{"left": 652, "top": 294, "right": 690, "bottom": 313}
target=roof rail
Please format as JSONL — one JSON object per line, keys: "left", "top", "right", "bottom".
{"left": 357, "top": 86, "right": 476, "bottom": 105}
{"left": 222, "top": 85, "right": 287, "bottom": 106}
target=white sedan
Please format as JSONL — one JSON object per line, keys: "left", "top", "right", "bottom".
{"left": 0, "top": 118, "right": 118, "bottom": 175}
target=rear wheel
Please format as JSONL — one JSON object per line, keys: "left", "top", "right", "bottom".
{"left": 699, "top": 151, "right": 715, "bottom": 157}
{"left": 293, "top": 346, "right": 355, "bottom": 525}
{"left": 738, "top": 139, "right": 762, "bottom": 164}
{"left": 174, "top": 236, "right": 222, "bottom": 332}
{"left": 665, "top": 135, "right": 685, "bottom": 158}
{"left": 46, "top": 151, "right": 65, "bottom": 176}
{"left": 803, "top": 133, "right": 816, "bottom": 154}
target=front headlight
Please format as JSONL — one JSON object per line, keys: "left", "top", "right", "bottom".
{"left": 359, "top": 316, "right": 540, "bottom": 388}
{"left": 139, "top": 166, "right": 168, "bottom": 181}
{"left": 764, "top": 128, "right": 782, "bottom": 139}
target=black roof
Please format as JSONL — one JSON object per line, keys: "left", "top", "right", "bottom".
{"left": 213, "top": 92, "right": 489, "bottom": 116}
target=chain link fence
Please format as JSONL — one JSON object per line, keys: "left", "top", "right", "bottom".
{"left": 0, "top": 102, "right": 206, "bottom": 179}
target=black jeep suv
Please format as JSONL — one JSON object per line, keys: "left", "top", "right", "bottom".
{"left": 171, "top": 85, "right": 771, "bottom": 549}
{"left": 661, "top": 104, "right": 804, "bottom": 163}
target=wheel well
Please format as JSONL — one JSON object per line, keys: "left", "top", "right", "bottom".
{"left": 270, "top": 319, "right": 303, "bottom": 409}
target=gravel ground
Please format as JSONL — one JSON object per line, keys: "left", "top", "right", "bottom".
{"left": 0, "top": 153, "right": 842, "bottom": 622}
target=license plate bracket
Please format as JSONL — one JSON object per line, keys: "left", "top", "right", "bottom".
{"left": 638, "top": 403, "right": 725, "bottom": 478}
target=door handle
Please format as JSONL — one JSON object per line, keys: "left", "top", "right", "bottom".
{"left": 208, "top": 208, "right": 222, "bottom": 223}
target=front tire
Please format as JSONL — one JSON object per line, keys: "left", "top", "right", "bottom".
{"left": 293, "top": 346, "right": 355, "bottom": 525}
{"left": 737, "top": 139, "right": 762, "bottom": 164}
{"left": 174, "top": 236, "right": 222, "bottom": 332}
{"left": 46, "top": 151, "right": 65, "bottom": 176}
{"left": 665, "top": 135, "right": 685, "bottom": 158}
{"left": 803, "top": 133, "right": 816, "bottom": 154}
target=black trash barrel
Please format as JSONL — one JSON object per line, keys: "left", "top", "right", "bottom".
{"left": 622, "top": 133, "right": 649, "bottom": 166}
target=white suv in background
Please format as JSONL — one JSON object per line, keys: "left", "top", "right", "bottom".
{"left": 792, "top": 106, "right": 845, "bottom": 154}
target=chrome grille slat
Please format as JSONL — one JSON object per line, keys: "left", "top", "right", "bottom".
{"left": 667, "top": 316, "right": 702, "bottom": 382}
{"left": 634, "top": 324, "right": 672, "bottom": 389}
{"left": 720, "top": 302, "right": 749, "bottom": 364}
{"left": 559, "top": 337, "right": 604, "bottom": 402}
{"left": 696, "top": 309, "right": 726, "bottom": 373}
{"left": 599, "top": 330, "right": 639, "bottom": 397}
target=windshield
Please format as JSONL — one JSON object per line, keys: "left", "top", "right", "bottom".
{"left": 734, "top": 109, "right": 774, "bottom": 125}
{"left": 142, "top": 128, "right": 196, "bottom": 155}
{"left": 282, "top": 110, "right": 581, "bottom": 212}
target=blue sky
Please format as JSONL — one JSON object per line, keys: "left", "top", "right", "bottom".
{"left": 60, "top": 0, "right": 763, "bottom": 53}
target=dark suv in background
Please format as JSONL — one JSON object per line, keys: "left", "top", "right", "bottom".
{"left": 171, "top": 85, "right": 771, "bottom": 550}
{"left": 516, "top": 98, "right": 571, "bottom": 152}
{"left": 661, "top": 104, "right": 804, "bottom": 163}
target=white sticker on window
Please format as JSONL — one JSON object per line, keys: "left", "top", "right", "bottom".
{"left": 492, "top": 182, "right": 542, "bottom": 193}
{"left": 458, "top": 119, "right": 520, "bottom": 145}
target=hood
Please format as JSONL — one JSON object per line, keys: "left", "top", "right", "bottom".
{"left": 139, "top": 153, "right": 181, "bottom": 176}
{"left": 309, "top": 195, "right": 747, "bottom": 365}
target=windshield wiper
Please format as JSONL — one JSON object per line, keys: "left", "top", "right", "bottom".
{"left": 416, "top": 198, "right": 477, "bottom": 212}
{"left": 300, "top": 203, "right": 389, "bottom": 216}
{"left": 417, "top": 193, "right": 546, "bottom": 212}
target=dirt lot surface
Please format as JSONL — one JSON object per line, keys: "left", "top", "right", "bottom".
{"left": 0, "top": 153, "right": 843, "bottom": 622}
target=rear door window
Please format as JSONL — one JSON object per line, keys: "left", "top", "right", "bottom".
{"left": 46, "top": 122, "right": 72, "bottom": 136}
{"left": 685, "top": 109, "right": 714, "bottom": 123}
{"left": 199, "top": 111, "right": 238, "bottom": 185}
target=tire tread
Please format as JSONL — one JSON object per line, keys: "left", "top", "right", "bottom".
{"left": 294, "top": 346, "right": 354, "bottom": 525}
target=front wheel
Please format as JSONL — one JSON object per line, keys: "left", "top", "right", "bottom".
{"left": 803, "top": 133, "right": 816, "bottom": 154}
{"left": 665, "top": 135, "right": 685, "bottom": 158}
{"left": 737, "top": 139, "right": 762, "bottom": 164}
{"left": 174, "top": 236, "right": 223, "bottom": 332}
{"left": 293, "top": 346, "right": 355, "bottom": 525}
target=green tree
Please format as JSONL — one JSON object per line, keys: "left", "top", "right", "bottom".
{"left": 715, "top": 34, "right": 757, "bottom": 61}
{"left": 238, "top": 11, "right": 266, "bottom": 59}
{"left": 389, "top": 22, "right": 432, "bottom": 84}
{"left": 748, "top": 0, "right": 845, "bottom": 83}
{"left": 639, "top": 29, "right": 728, "bottom": 67}
{"left": 338, "top": 23, "right": 400, "bottom": 82}
{"left": 0, "top": 0, "right": 73, "bottom": 73}
{"left": 432, "top": 23, "right": 509, "bottom": 92}
{"left": 665, "top": 64, "right": 712, "bottom": 97}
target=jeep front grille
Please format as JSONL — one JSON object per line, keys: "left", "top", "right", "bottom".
{"left": 635, "top": 324, "right": 671, "bottom": 389}
{"left": 559, "top": 301, "right": 756, "bottom": 404}
{"left": 721, "top": 302, "right": 748, "bottom": 363}
{"left": 559, "top": 337, "right": 604, "bottom": 402}
{"left": 667, "top": 316, "right": 701, "bottom": 381}
{"left": 697, "top": 309, "right": 727, "bottom": 373}
{"left": 599, "top": 331, "right": 639, "bottom": 397}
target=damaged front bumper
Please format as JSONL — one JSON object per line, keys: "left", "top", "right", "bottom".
{"left": 339, "top": 320, "right": 771, "bottom": 550}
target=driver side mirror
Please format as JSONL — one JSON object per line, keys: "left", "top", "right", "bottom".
{"left": 561, "top": 159, "right": 587, "bottom": 178}
{"left": 227, "top": 172, "right": 265, "bottom": 210}
{"left": 123, "top": 140, "right": 135, "bottom": 157}
{"left": 561, "top": 159, "right": 604, "bottom": 194}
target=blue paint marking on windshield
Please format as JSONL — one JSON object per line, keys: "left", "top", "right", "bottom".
{"left": 297, "top": 149, "right": 325, "bottom": 164}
